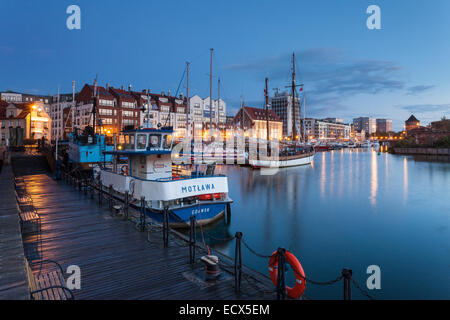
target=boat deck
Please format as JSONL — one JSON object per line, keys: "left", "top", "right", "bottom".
{"left": 19, "top": 172, "right": 275, "bottom": 299}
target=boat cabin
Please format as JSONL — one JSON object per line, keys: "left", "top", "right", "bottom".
{"left": 115, "top": 128, "right": 174, "bottom": 181}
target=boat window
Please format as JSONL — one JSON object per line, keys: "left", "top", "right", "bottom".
{"left": 162, "top": 134, "right": 173, "bottom": 149}
{"left": 123, "top": 134, "right": 135, "bottom": 150}
{"left": 136, "top": 134, "right": 147, "bottom": 150}
{"left": 149, "top": 134, "right": 161, "bottom": 148}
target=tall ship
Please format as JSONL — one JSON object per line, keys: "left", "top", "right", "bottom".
{"left": 248, "top": 53, "right": 315, "bottom": 168}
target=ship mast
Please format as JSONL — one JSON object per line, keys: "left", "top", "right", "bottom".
{"left": 265, "top": 77, "right": 270, "bottom": 141}
{"left": 291, "top": 53, "right": 296, "bottom": 143}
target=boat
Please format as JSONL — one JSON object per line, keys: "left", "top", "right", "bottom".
{"left": 248, "top": 53, "right": 315, "bottom": 168}
{"left": 98, "top": 125, "right": 233, "bottom": 227}
{"left": 249, "top": 144, "right": 314, "bottom": 168}
{"left": 67, "top": 126, "right": 114, "bottom": 170}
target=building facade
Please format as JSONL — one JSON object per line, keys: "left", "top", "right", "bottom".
{"left": 189, "top": 95, "right": 227, "bottom": 138}
{"left": 0, "top": 101, "right": 51, "bottom": 146}
{"left": 405, "top": 115, "right": 420, "bottom": 133}
{"left": 270, "top": 91, "right": 301, "bottom": 138}
{"left": 376, "top": 119, "right": 393, "bottom": 133}
{"left": 232, "top": 106, "right": 282, "bottom": 140}
{"left": 353, "top": 117, "right": 376, "bottom": 135}
{"left": 304, "top": 118, "right": 351, "bottom": 141}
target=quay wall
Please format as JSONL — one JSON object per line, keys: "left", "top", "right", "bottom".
{"left": 392, "top": 147, "right": 450, "bottom": 156}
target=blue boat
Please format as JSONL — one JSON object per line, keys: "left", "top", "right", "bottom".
{"left": 68, "top": 127, "right": 114, "bottom": 169}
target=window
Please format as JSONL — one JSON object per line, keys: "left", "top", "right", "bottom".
{"left": 99, "top": 99, "right": 114, "bottom": 107}
{"left": 136, "top": 134, "right": 147, "bottom": 150}
{"left": 122, "top": 101, "right": 135, "bottom": 108}
{"left": 122, "top": 110, "right": 134, "bottom": 117}
{"left": 99, "top": 108, "right": 113, "bottom": 116}
{"left": 149, "top": 134, "right": 161, "bottom": 148}
{"left": 123, "top": 134, "right": 135, "bottom": 149}
{"left": 162, "top": 134, "right": 172, "bottom": 149}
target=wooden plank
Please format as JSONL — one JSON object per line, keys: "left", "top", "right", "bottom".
{"left": 19, "top": 171, "right": 274, "bottom": 300}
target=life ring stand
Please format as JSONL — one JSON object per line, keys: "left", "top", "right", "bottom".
{"left": 268, "top": 250, "right": 306, "bottom": 299}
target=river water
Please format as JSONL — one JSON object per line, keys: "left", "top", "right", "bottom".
{"left": 203, "top": 149, "right": 450, "bottom": 299}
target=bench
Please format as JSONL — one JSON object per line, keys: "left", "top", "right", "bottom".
{"left": 26, "top": 260, "right": 74, "bottom": 300}
{"left": 17, "top": 202, "right": 40, "bottom": 233}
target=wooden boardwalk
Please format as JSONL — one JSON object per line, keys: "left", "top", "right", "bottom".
{"left": 20, "top": 173, "right": 275, "bottom": 300}
{"left": 0, "top": 164, "right": 29, "bottom": 300}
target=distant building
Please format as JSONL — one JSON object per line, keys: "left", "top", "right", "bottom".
{"left": 405, "top": 115, "right": 420, "bottom": 132}
{"left": 135, "top": 90, "right": 187, "bottom": 138}
{"left": 353, "top": 117, "right": 376, "bottom": 135}
{"left": 189, "top": 95, "right": 227, "bottom": 138}
{"left": 270, "top": 91, "right": 301, "bottom": 138}
{"left": 49, "top": 93, "right": 77, "bottom": 141}
{"left": 376, "top": 119, "right": 393, "bottom": 133}
{"left": 323, "top": 117, "right": 344, "bottom": 124}
{"left": 304, "top": 118, "right": 351, "bottom": 141}
{"left": 0, "top": 101, "right": 51, "bottom": 146}
{"left": 233, "top": 106, "right": 282, "bottom": 140}
{"left": 0, "top": 90, "right": 52, "bottom": 104}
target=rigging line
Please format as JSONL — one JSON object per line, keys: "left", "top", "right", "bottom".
{"left": 163, "top": 65, "right": 187, "bottom": 128}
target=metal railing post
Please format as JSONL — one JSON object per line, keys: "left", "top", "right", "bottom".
{"left": 124, "top": 191, "right": 129, "bottom": 220}
{"left": 140, "top": 197, "right": 145, "bottom": 232}
{"left": 163, "top": 207, "right": 169, "bottom": 247}
{"left": 342, "top": 268, "right": 352, "bottom": 300}
{"left": 83, "top": 179, "right": 87, "bottom": 195}
{"left": 109, "top": 184, "right": 113, "bottom": 211}
{"left": 226, "top": 202, "right": 231, "bottom": 225}
{"left": 234, "top": 232, "right": 242, "bottom": 293}
{"left": 189, "top": 215, "right": 196, "bottom": 264}
{"left": 276, "top": 248, "right": 287, "bottom": 300}
{"left": 98, "top": 183, "right": 102, "bottom": 206}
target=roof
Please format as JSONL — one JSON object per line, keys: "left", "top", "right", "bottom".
{"left": 109, "top": 87, "right": 136, "bottom": 101}
{"left": 0, "top": 102, "right": 34, "bottom": 120}
{"left": 242, "top": 106, "right": 281, "bottom": 122}
{"left": 406, "top": 115, "right": 419, "bottom": 123}
{"left": 86, "top": 84, "right": 114, "bottom": 98}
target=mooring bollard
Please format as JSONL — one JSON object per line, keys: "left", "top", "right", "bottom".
{"left": 189, "top": 215, "right": 196, "bottom": 264}
{"left": 234, "top": 232, "right": 242, "bottom": 293}
{"left": 276, "top": 248, "right": 287, "bottom": 300}
{"left": 163, "top": 207, "right": 169, "bottom": 247}
{"left": 226, "top": 203, "right": 231, "bottom": 225}
{"left": 124, "top": 191, "right": 129, "bottom": 220}
{"left": 342, "top": 268, "right": 352, "bottom": 300}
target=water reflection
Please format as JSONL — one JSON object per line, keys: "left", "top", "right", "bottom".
{"left": 370, "top": 151, "right": 378, "bottom": 206}
{"left": 215, "top": 150, "right": 450, "bottom": 299}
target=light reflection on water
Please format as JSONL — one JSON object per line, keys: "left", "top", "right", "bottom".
{"left": 208, "top": 149, "right": 450, "bottom": 299}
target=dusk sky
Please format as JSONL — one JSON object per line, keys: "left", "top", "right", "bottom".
{"left": 1, "top": 0, "right": 449, "bottom": 130}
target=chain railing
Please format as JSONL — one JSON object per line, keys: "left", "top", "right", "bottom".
{"left": 62, "top": 170, "right": 376, "bottom": 300}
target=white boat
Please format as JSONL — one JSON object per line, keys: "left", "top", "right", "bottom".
{"left": 249, "top": 152, "right": 314, "bottom": 168}
{"left": 248, "top": 144, "right": 315, "bottom": 168}
{"left": 98, "top": 126, "right": 232, "bottom": 227}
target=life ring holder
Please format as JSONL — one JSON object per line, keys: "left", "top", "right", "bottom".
{"left": 268, "top": 250, "right": 306, "bottom": 299}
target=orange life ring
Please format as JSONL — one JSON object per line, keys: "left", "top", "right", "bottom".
{"left": 268, "top": 250, "right": 306, "bottom": 299}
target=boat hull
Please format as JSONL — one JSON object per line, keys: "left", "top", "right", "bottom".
{"left": 144, "top": 202, "right": 227, "bottom": 228}
{"left": 249, "top": 154, "right": 314, "bottom": 168}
